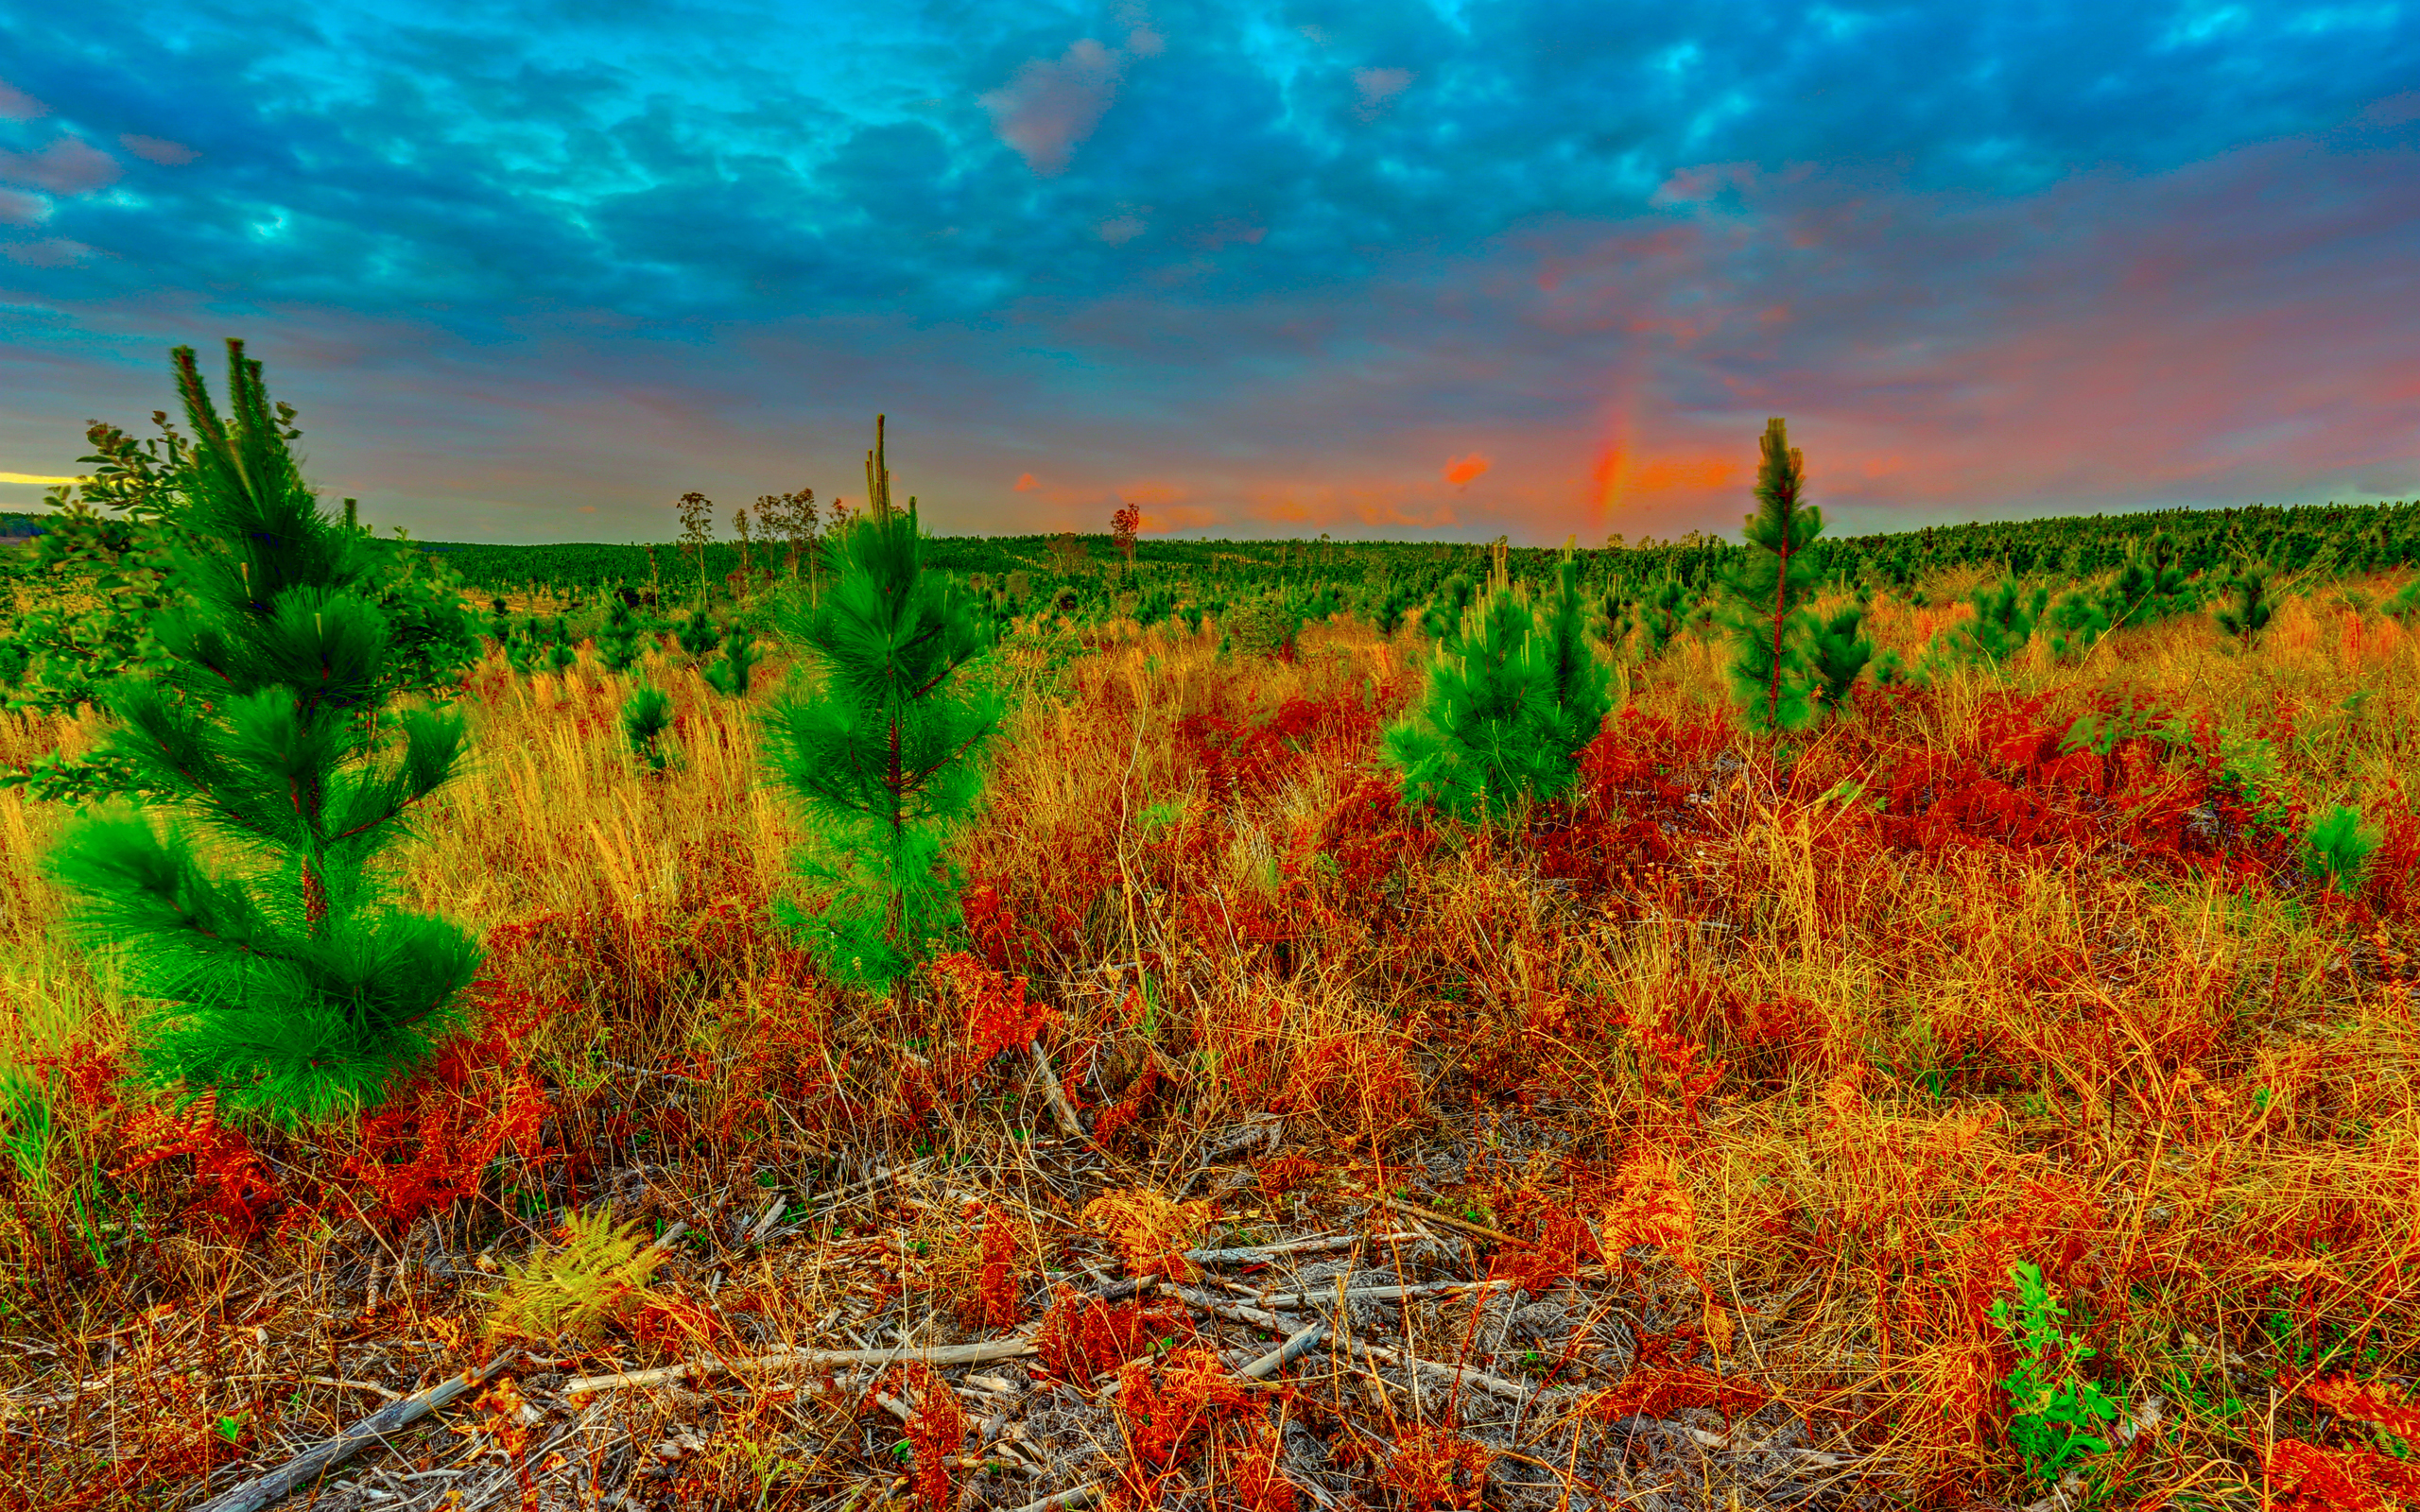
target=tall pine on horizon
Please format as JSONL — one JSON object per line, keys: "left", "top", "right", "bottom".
{"left": 1723, "top": 418, "right": 1826, "bottom": 732}
{"left": 45, "top": 341, "right": 483, "bottom": 1123}
{"left": 762, "top": 417, "right": 1000, "bottom": 997}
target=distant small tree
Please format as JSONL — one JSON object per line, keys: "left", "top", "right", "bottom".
{"left": 1722, "top": 418, "right": 1824, "bottom": 732}
{"left": 676, "top": 490, "right": 715, "bottom": 604}
{"left": 753, "top": 489, "right": 821, "bottom": 594}
{"left": 1111, "top": 503, "right": 1141, "bottom": 567}
{"left": 764, "top": 419, "right": 1000, "bottom": 999}
{"left": 2214, "top": 563, "right": 2273, "bottom": 645}
{"left": 732, "top": 503, "right": 755, "bottom": 602}
{"left": 1048, "top": 531, "right": 1087, "bottom": 575}
{"left": 43, "top": 340, "right": 482, "bottom": 1123}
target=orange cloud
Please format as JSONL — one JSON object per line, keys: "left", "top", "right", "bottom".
{"left": 1012, "top": 472, "right": 1040, "bottom": 491}
{"left": 1443, "top": 451, "right": 1491, "bottom": 486}
{"left": 1244, "top": 479, "right": 1460, "bottom": 531}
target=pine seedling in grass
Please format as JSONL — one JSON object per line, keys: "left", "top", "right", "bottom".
{"left": 596, "top": 600, "right": 646, "bottom": 674}
{"left": 623, "top": 683, "right": 675, "bottom": 772}
{"left": 1808, "top": 603, "right": 1873, "bottom": 714}
{"left": 2303, "top": 804, "right": 2379, "bottom": 898}
{"left": 2214, "top": 564, "right": 2273, "bottom": 645}
{"left": 1420, "top": 574, "right": 1477, "bottom": 642}
{"left": 1385, "top": 544, "right": 1611, "bottom": 820}
{"left": 1939, "top": 578, "right": 2048, "bottom": 665}
{"left": 675, "top": 607, "right": 722, "bottom": 661}
{"left": 2042, "top": 588, "right": 2109, "bottom": 661}
{"left": 703, "top": 624, "right": 760, "bottom": 698}
{"left": 1723, "top": 418, "right": 1824, "bottom": 732}
{"left": 42, "top": 340, "right": 483, "bottom": 1125}
{"left": 762, "top": 417, "right": 1000, "bottom": 998}
{"left": 1634, "top": 574, "right": 1689, "bottom": 660}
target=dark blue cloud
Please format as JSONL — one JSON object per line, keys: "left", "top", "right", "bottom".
{"left": 1, "top": 1, "right": 2415, "bottom": 540}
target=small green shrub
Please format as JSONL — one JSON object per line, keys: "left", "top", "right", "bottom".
{"left": 1991, "top": 1260, "right": 2119, "bottom": 1486}
{"left": 2303, "top": 804, "right": 2380, "bottom": 898}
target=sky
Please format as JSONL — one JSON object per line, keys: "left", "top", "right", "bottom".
{"left": 2, "top": 2, "right": 2417, "bottom": 546}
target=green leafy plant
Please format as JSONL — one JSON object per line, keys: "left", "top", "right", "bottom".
{"left": 1991, "top": 1260, "right": 2119, "bottom": 1486}
{"left": 2303, "top": 804, "right": 2380, "bottom": 898}
{"left": 762, "top": 417, "right": 1000, "bottom": 998}
{"left": 1722, "top": 418, "right": 1825, "bottom": 731}
{"left": 480, "top": 1207, "right": 665, "bottom": 1344}
{"left": 596, "top": 600, "right": 648, "bottom": 674}
{"left": 42, "top": 341, "right": 484, "bottom": 1125}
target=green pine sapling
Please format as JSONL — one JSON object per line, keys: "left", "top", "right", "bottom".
{"left": 597, "top": 600, "right": 646, "bottom": 674}
{"left": 623, "top": 684, "right": 675, "bottom": 772}
{"left": 43, "top": 340, "right": 483, "bottom": 1124}
{"left": 1723, "top": 418, "right": 1825, "bottom": 731}
{"left": 1939, "top": 579, "right": 2048, "bottom": 665}
{"left": 1808, "top": 603, "right": 1874, "bottom": 713}
{"left": 2213, "top": 564, "right": 2273, "bottom": 645}
{"left": 1385, "top": 542, "right": 1613, "bottom": 820}
{"left": 676, "top": 608, "right": 723, "bottom": 661}
{"left": 762, "top": 417, "right": 1000, "bottom": 998}
{"left": 703, "top": 623, "right": 761, "bottom": 698}
{"left": 2302, "top": 804, "right": 2379, "bottom": 898}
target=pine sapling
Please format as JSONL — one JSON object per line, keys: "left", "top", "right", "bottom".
{"left": 675, "top": 607, "right": 722, "bottom": 661}
{"left": 2302, "top": 804, "right": 2379, "bottom": 898}
{"left": 596, "top": 600, "right": 646, "bottom": 674}
{"left": 623, "top": 683, "right": 675, "bottom": 772}
{"left": 43, "top": 340, "right": 483, "bottom": 1124}
{"left": 703, "top": 624, "right": 761, "bottom": 698}
{"left": 1723, "top": 418, "right": 1824, "bottom": 731}
{"left": 762, "top": 417, "right": 999, "bottom": 997}
{"left": 1385, "top": 544, "right": 1610, "bottom": 820}
{"left": 1808, "top": 603, "right": 1874, "bottom": 714}
{"left": 2213, "top": 564, "right": 2273, "bottom": 645}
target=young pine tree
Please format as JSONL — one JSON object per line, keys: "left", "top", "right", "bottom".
{"left": 762, "top": 419, "right": 999, "bottom": 997}
{"left": 2214, "top": 564, "right": 2273, "bottom": 645}
{"left": 703, "top": 624, "right": 761, "bottom": 698}
{"left": 1808, "top": 603, "right": 1874, "bottom": 713}
{"left": 1384, "top": 544, "right": 1612, "bottom": 820}
{"left": 1724, "top": 419, "right": 1826, "bottom": 731}
{"left": 44, "top": 341, "right": 482, "bottom": 1123}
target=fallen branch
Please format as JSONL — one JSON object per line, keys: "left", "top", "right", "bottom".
{"left": 1374, "top": 1194, "right": 1516, "bottom": 1246}
{"left": 563, "top": 1335, "right": 1037, "bottom": 1396}
{"left": 190, "top": 1350, "right": 519, "bottom": 1512}
{"left": 1184, "top": 1231, "right": 1420, "bottom": 1266}
{"left": 1030, "top": 1041, "right": 1090, "bottom": 1143}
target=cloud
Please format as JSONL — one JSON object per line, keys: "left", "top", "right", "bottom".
{"left": 118, "top": 133, "right": 199, "bottom": 165}
{"left": 1012, "top": 472, "right": 1039, "bottom": 491}
{"left": 981, "top": 38, "right": 1130, "bottom": 176}
{"left": 0, "top": 78, "right": 43, "bottom": 121}
{"left": 0, "top": 136, "right": 120, "bottom": 196}
{"left": 1443, "top": 451, "right": 1490, "bottom": 485}
{"left": 0, "top": 189, "right": 46, "bottom": 227}
{"left": 1352, "top": 67, "right": 1414, "bottom": 120}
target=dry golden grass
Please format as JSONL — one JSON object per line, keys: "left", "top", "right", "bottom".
{"left": 1, "top": 576, "right": 2416, "bottom": 1510}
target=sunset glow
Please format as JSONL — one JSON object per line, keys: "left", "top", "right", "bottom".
{"left": 0, "top": 7, "right": 2412, "bottom": 541}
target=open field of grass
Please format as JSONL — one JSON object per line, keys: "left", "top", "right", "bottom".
{"left": 2, "top": 551, "right": 2417, "bottom": 1511}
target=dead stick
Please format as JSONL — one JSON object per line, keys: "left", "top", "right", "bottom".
{"left": 1029, "top": 1041, "right": 1089, "bottom": 1142}
{"left": 190, "top": 1351, "right": 519, "bottom": 1512}
{"left": 565, "top": 1335, "right": 1036, "bottom": 1396}
{"left": 1374, "top": 1194, "right": 1517, "bottom": 1246}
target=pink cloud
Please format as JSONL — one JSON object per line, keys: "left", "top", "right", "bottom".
{"left": 0, "top": 188, "right": 45, "bottom": 227}
{"left": 119, "top": 133, "right": 199, "bottom": 166}
{"left": 1353, "top": 67, "right": 1414, "bottom": 120}
{"left": 1443, "top": 452, "right": 1490, "bottom": 486}
{"left": 1012, "top": 472, "right": 1040, "bottom": 491}
{"left": 0, "top": 137, "right": 121, "bottom": 196}
{"left": 981, "top": 39, "right": 1128, "bottom": 176}
{"left": 0, "top": 79, "right": 43, "bottom": 121}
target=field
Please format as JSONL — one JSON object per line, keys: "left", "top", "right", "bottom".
{"left": 2, "top": 524, "right": 2419, "bottom": 1512}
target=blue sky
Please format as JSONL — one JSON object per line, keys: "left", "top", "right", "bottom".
{"left": 2, "top": 1, "right": 2416, "bottom": 543}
